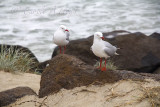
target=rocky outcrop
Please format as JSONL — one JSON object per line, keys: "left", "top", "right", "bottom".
{"left": 0, "top": 87, "right": 36, "bottom": 106}
{"left": 39, "top": 54, "right": 123, "bottom": 98}
{"left": 39, "top": 54, "right": 160, "bottom": 98}
{"left": 149, "top": 32, "right": 160, "bottom": 74}
{"left": 150, "top": 32, "right": 160, "bottom": 40}
{"left": 0, "top": 44, "right": 39, "bottom": 72}
{"left": 153, "top": 67, "right": 160, "bottom": 74}
{"left": 107, "top": 32, "right": 160, "bottom": 73}
{"left": 36, "top": 60, "right": 50, "bottom": 73}
{"left": 52, "top": 31, "right": 160, "bottom": 73}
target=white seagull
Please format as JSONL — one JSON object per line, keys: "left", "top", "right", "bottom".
{"left": 91, "top": 32, "right": 119, "bottom": 71}
{"left": 53, "top": 25, "right": 70, "bottom": 54}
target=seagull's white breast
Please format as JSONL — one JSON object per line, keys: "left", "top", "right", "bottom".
{"left": 92, "top": 40, "right": 109, "bottom": 58}
{"left": 53, "top": 30, "right": 69, "bottom": 46}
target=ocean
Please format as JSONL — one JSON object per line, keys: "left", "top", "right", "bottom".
{"left": 0, "top": 0, "right": 160, "bottom": 62}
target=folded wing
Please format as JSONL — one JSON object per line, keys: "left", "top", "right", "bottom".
{"left": 103, "top": 41, "right": 117, "bottom": 56}
{"left": 66, "top": 31, "right": 70, "bottom": 41}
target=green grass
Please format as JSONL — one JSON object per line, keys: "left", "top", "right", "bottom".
{"left": 95, "top": 59, "right": 117, "bottom": 71}
{"left": 0, "top": 45, "right": 36, "bottom": 73}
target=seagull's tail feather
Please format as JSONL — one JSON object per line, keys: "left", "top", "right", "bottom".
{"left": 117, "top": 48, "right": 120, "bottom": 49}
{"left": 90, "top": 46, "right": 92, "bottom": 51}
{"left": 115, "top": 52, "right": 119, "bottom": 55}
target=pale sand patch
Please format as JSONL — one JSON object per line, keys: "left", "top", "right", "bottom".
{"left": 0, "top": 71, "right": 40, "bottom": 94}
{"left": 8, "top": 79, "right": 160, "bottom": 107}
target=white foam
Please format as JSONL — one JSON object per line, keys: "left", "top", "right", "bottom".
{"left": 106, "top": 35, "right": 114, "bottom": 39}
{"left": 117, "top": 32, "right": 130, "bottom": 36}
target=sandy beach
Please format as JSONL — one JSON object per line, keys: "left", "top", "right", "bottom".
{"left": 0, "top": 70, "right": 158, "bottom": 107}
{"left": 0, "top": 71, "right": 40, "bottom": 94}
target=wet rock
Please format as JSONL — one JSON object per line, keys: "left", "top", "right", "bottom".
{"left": 150, "top": 32, "right": 160, "bottom": 40}
{"left": 36, "top": 60, "right": 50, "bottom": 73}
{"left": 39, "top": 54, "right": 97, "bottom": 98}
{"left": 39, "top": 54, "right": 122, "bottom": 98}
{"left": 39, "top": 54, "right": 160, "bottom": 98}
{"left": 153, "top": 67, "right": 160, "bottom": 74}
{"left": 0, "top": 87, "right": 36, "bottom": 106}
{"left": 149, "top": 32, "right": 160, "bottom": 74}
{"left": 108, "top": 32, "right": 160, "bottom": 73}
{"left": 52, "top": 31, "right": 160, "bottom": 73}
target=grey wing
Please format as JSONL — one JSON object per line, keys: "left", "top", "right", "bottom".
{"left": 104, "top": 47, "right": 116, "bottom": 56}
{"left": 104, "top": 41, "right": 117, "bottom": 51}
{"left": 66, "top": 32, "right": 70, "bottom": 41}
{"left": 103, "top": 41, "right": 114, "bottom": 48}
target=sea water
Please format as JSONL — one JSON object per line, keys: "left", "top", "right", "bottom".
{"left": 0, "top": 0, "right": 160, "bottom": 62}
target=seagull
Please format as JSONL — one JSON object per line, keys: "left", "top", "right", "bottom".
{"left": 91, "top": 32, "right": 119, "bottom": 71}
{"left": 53, "top": 25, "right": 70, "bottom": 54}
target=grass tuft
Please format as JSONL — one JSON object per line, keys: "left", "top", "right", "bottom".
{"left": 94, "top": 59, "right": 117, "bottom": 71}
{"left": 0, "top": 45, "right": 35, "bottom": 73}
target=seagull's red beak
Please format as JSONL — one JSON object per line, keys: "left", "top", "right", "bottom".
{"left": 65, "top": 29, "right": 69, "bottom": 32}
{"left": 101, "top": 37, "right": 105, "bottom": 40}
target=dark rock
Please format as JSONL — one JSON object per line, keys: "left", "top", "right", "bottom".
{"left": 39, "top": 54, "right": 160, "bottom": 98}
{"left": 39, "top": 54, "right": 97, "bottom": 98}
{"left": 153, "top": 67, "right": 160, "bottom": 74}
{"left": 0, "top": 87, "right": 36, "bottom": 106}
{"left": 39, "top": 54, "right": 122, "bottom": 98}
{"left": 52, "top": 31, "right": 160, "bottom": 73}
{"left": 108, "top": 33, "right": 160, "bottom": 73}
{"left": 149, "top": 32, "right": 160, "bottom": 74}
{"left": 36, "top": 60, "right": 50, "bottom": 73}
{"left": 150, "top": 32, "right": 160, "bottom": 40}
{"left": 0, "top": 44, "right": 39, "bottom": 72}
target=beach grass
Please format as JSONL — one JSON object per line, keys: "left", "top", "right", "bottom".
{"left": 0, "top": 45, "right": 35, "bottom": 73}
{"left": 95, "top": 59, "right": 117, "bottom": 71}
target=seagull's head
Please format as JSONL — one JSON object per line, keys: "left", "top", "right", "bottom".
{"left": 60, "top": 25, "right": 69, "bottom": 32}
{"left": 94, "top": 32, "right": 104, "bottom": 40}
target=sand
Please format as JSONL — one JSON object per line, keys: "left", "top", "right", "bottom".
{"left": 1, "top": 71, "right": 160, "bottom": 107}
{"left": 7, "top": 78, "right": 160, "bottom": 107}
{"left": 0, "top": 71, "right": 40, "bottom": 94}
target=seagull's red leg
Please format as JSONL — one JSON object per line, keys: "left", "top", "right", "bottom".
{"left": 101, "top": 59, "right": 107, "bottom": 71}
{"left": 96, "top": 58, "right": 102, "bottom": 69}
{"left": 59, "top": 46, "right": 61, "bottom": 54}
{"left": 100, "top": 58, "right": 102, "bottom": 68}
{"left": 63, "top": 46, "right": 66, "bottom": 54}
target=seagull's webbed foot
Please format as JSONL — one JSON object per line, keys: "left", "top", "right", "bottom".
{"left": 101, "top": 67, "right": 106, "bottom": 71}
{"left": 101, "top": 59, "right": 107, "bottom": 71}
